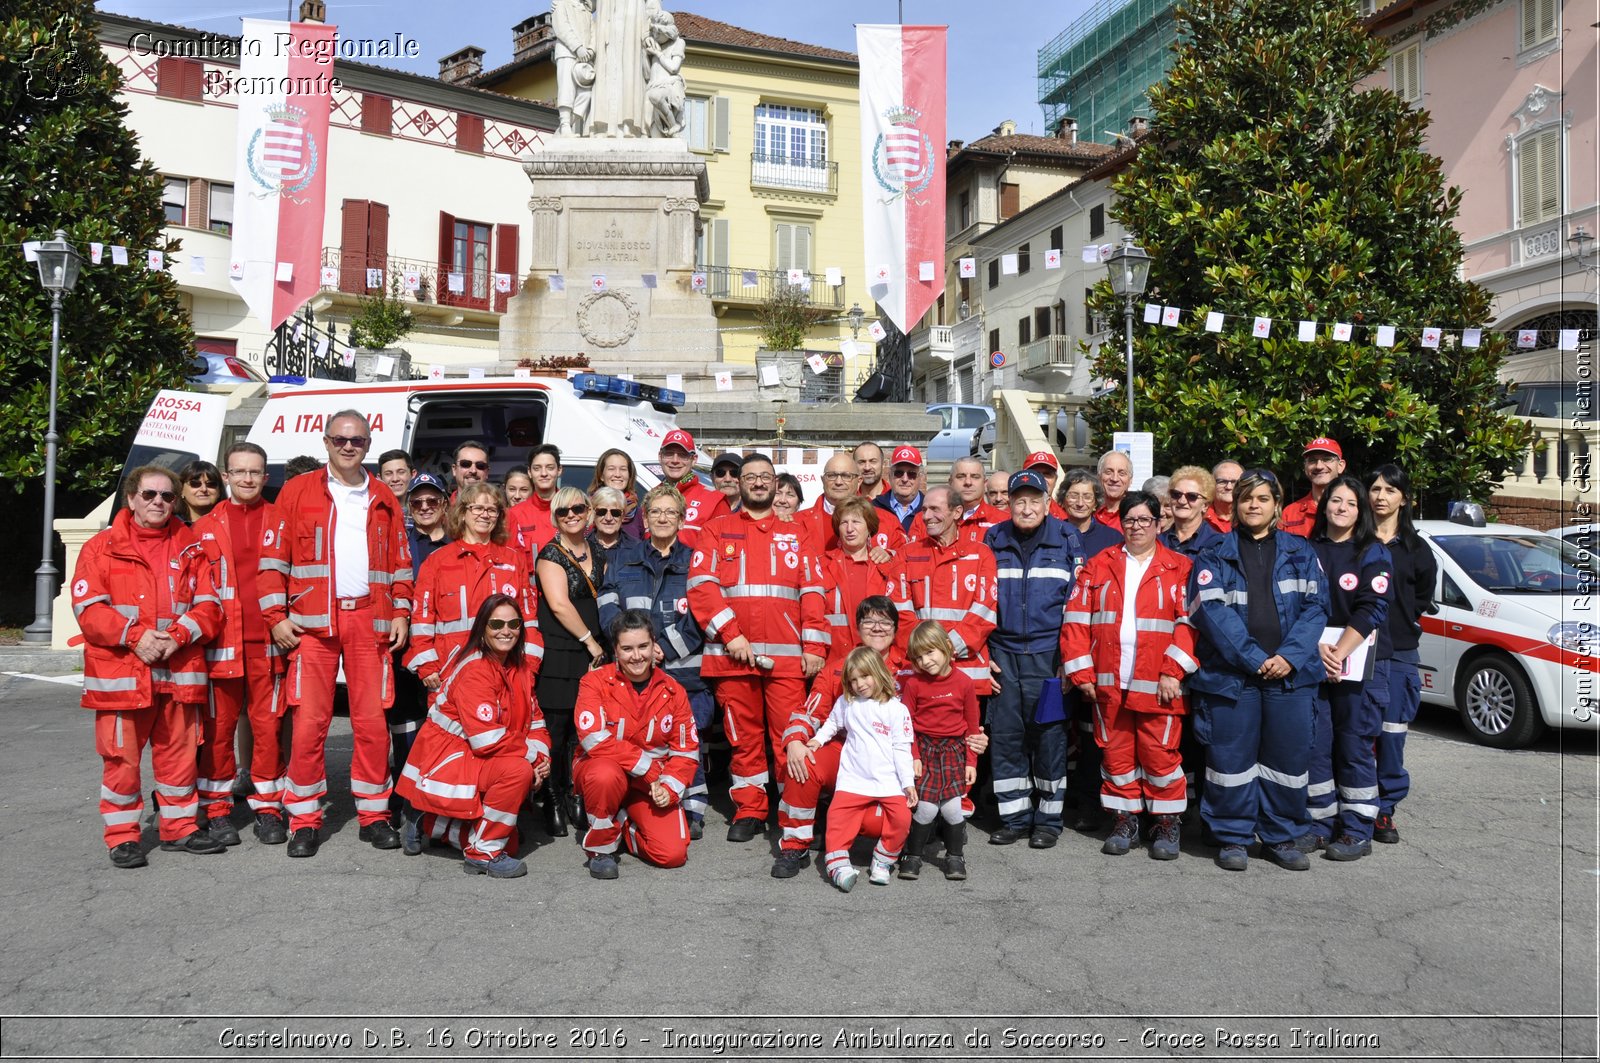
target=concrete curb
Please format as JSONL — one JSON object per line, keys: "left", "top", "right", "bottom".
{"left": 0, "top": 646, "right": 82, "bottom": 676}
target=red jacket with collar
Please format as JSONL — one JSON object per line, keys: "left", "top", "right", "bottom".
{"left": 1205, "top": 506, "right": 1232, "bottom": 533}
{"left": 72, "top": 510, "right": 223, "bottom": 710}
{"left": 688, "top": 509, "right": 829, "bottom": 678}
{"left": 673, "top": 477, "right": 729, "bottom": 551}
{"left": 258, "top": 469, "right": 413, "bottom": 640}
{"left": 795, "top": 498, "right": 907, "bottom": 556}
{"left": 396, "top": 652, "right": 549, "bottom": 819}
{"left": 818, "top": 548, "right": 911, "bottom": 665}
{"left": 906, "top": 500, "right": 1008, "bottom": 547}
{"left": 1279, "top": 493, "right": 1319, "bottom": 537}
{"left": 574, "top": 664, "right": 699, "bottom": 802}
{"left": 509, "top": 493, "right": 556, "bottom": 567}
{"left": 895, "top": 533, "right": 998, "bottom": 686}
{"left": 404, "top": 541, "right": 543, "bottom": 683}
{"left": 1059, "top": 542, "right": 1199, "bottom": 714}
{"left": 193, "top": 498, "right": 284, "bottom": 680}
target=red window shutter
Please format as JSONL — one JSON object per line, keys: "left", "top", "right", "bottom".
{"left": 494, "top": 223, "right": 519, "bottom": 311}
{"left": 183, "top": 59, "right": 205, "bottom": 101}
{"left": 366, "top": 202, "right": 389, "bottom": 290}
{"left": 457, "top": 113, "right": 484, "bottom": 154}
{"left": 1000, "top": 182, "right": 1020, "bottom": 220}
{"left": 340, "top": 199, "right": 370, "bottom": 293}
{"left": 438, "top": 211, "right": 457, "bottom": 305}
{"left": 361, "top": 94, "right": 393, "bottom": 135}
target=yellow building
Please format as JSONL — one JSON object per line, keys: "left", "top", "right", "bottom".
{"left": 466, "top": 10, "right": 868, "bottom": 397}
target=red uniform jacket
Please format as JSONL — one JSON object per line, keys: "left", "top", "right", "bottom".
{"left": 1279, "top": 493, "right": 1319, "bottom": 537}
{"left": 688, "top": 509, "right": 828, "bottom": 678}
{"left": 895, "top": 533, "right": 998, "bottom": 686}
{"left": 1094, "top": 503, "right": 1122, "bottom": 532}
{"left": 1060, "top": 543, "right": 1198, "bottom": 714}
{"left": 818, "top": 548, "right": 910, "bottom": 665}
{"left": 796, "top": 498, "right": 907, "bottom": 556}
{"left": 193, "top": 498, "right": 284, "bottom": 680}
{"left": 72, "top": 510, "right": 223, "bottom": 710}
{"left": 259, "top": 469, "right": 413, "bottom": 640}
{"left": 404, "top": 541, "right": 543, "bottom": 683}
{"left": 509, "top": 493, "right": 556, "bottom": 567}
{"left": 909, "top": 500, "right": 1008, "bottom": 545}
{"left": 397, "top": 651, "right": 549, "bottom": 818}
{"left": 1205, "top": 506, "right": 1232, "bottom": 533}
{"left": 674, "top": 477, "right": 729, "bottom": 552}
{"left": 574, "top": 665, "right": 699, "bottom": 802}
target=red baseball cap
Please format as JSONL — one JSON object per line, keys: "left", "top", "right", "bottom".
{"left": 660, "top": 429, "right": 696, "bottom": 454}
{"left": 1024, "top": 450, "right": 1060, "bottom": 472}
{"left": 1303, "top": 437, "right": 1343, "bottom": 459}
{"left": 890, "top": 445, "right": 923, "bottom": 467}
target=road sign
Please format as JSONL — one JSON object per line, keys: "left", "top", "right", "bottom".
{"left": 990, "top": 350, "right": 1006, "bottom": 369}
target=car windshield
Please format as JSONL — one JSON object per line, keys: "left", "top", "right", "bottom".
{"left": 1436, "top": 533, "right": 1598, "bottom": 594}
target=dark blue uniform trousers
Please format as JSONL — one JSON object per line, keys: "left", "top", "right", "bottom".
{"left": 1377, "top": 652, "right": 1421, "bottom": 816}
{"left": 990, "top": 646, "right": 1067, "bottom": 835}
{"left": 1194, "top": 683, "right": 1314, "bottom": 847}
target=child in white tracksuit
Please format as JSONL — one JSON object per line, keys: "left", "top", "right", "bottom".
{"left": 806, "top": 647, "right": 917, "bottom": 891}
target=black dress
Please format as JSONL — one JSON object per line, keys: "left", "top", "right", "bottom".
{"left": 535, "top": 538, "right": 606, "bottom": 760}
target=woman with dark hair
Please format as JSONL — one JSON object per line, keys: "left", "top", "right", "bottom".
{"left": 177, "top": 460, "right": 223, "bottom": 523}
{"left": 1059, "top": 468, "right": 1123, "bottom": 559}
{"left": 589, "top": 447, "right": 642, "bottom": 537}
{"left": 773, "top": 472, "right": 804, "bottom": 520}
{"left": 1301, "top": 475, "right": 1391, "bottom": 861}
{"left": 1364, "top": 464, "right": 1435, "bottom": 845}
{"left": 1188, "top": 469, "right": 1328, "bottom": 872}
{"left": 396, "top": 594, "right": 551, "bottom": 879}
{"left": 820, "top": 497, "right": 907, "bottom": 665}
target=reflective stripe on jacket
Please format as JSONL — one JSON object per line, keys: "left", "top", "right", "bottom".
{"left": 1061, "top": 542, "right": 1196, "bottom": 714}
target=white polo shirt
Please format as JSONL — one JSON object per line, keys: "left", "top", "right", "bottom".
{"left": 327, "top": 471, "right": 372, "bottom": 598}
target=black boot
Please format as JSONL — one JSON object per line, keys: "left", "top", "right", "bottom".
{"left": 543, "top": 783, "right": 568, "bottom": 838}
{"left": 943, "top": 820, "right": 968, "bottom": 880}
{"left": 899, "top": 819, "right": 934, "bottom": 879}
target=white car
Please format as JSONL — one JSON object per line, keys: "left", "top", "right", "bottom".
{"left": 1415, "top": 519, "right": 1599, "bottom": 747}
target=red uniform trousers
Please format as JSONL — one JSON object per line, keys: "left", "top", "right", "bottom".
{"left": 417, "top": 755, "right": 533, "bottom": 861}
{"left": 822, "top": 790, "right": 910, "bottom": 879}
{"left": 715, "top": 674, "right": 806, "bottom": 820}
{"left": 1093, "top": 694, "right": 1187, "bottom": 815}
{"left": 95, "top": 694, "right": 201, "bottom": 847}
{"left": 283, "top": 602, "right": 393, "bottom": 832}
{"left": 199, "top": 641, "right": 280, "bottom": 819}
{"left": 776, "top": 738, "right": 885, "bottom": 853}
{"left": 574, "top": 758, "right": 690, "bottom": 868}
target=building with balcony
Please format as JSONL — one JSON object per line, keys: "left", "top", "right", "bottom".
{"left": 468, "top": 12, "right": 869, "bottom": 391}
{"left": 1038, "top": 0, "right": 1178, "bottom": 147}
{"left": 98, "top": 10, "right": 557, "bottom": 377}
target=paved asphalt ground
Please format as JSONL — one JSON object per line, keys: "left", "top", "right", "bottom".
{"left": 0, "top": 671, "right": 1595, "bottom": 1063}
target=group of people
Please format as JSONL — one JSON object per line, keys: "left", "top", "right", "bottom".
{"left": 75, "top": 418, "right": 1434, "bottom": 884}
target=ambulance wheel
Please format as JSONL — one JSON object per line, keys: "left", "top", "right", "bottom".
{"left": 1455, "top": 653, "right": 1542, "bottom": 749}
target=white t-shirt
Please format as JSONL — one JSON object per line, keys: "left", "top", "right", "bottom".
{"left": 1119, "top": 548, "right": 1155, "bottom": 686}
{"left": 327, "top": 471, "right": 372, "bottom": 598}
{"left": 812, "top": 694, "right": 915, "bottom": 798}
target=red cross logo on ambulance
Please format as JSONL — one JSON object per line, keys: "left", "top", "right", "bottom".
{"left": 1339, "top": 573, "right": 1359, "bottom": 591}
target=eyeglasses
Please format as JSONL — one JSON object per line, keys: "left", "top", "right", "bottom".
{"left": 456, "top": 459, "right": 490, "bottom": 471}
{"left": 1123, "top": 515, "right": 1157, "bottom": 529}
{"left": 646, "top": 507, "right": 681, "bottom": 519}
{"left": 137, "top": 489, "right": 177, "bottom": 503}
{"left": 185, "top": 477, "right": 217, "bottom": 489}
{"left": 1214, "top": 478, "right": 1238, "bottom": 487}
{"left": 823, "top": 472, "right": 860, "bottom": 482}
{"left": 485, "top": 617, "right": 524, "bottom": 632}
{"left": 593, "top": 507, "right": 624, "bottom": 519}
{"left": 554, "top": 503, "right": 590, "bottom": 518}
{"left": 409, "top": 496, "right": 442, "bottom": 509}
{"left": 740, "top": 474, "right": 775, "bottom": 485}
{"left": 326, "top": 435, "right": 369, "bottom": 450}
{"left": 466, "top": 504, "right": 499, "bottom": 516}
{"left": 859, "top": 617, "right": 896, "bottom": 631}
{"left": 226, "top": 469, "right": 263, "bottom": 479}
{"left": 1168, "top": 490, "right": 1204, "bottom": 504}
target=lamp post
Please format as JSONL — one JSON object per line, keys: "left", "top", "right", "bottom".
{"left": 23, "top": 230, "right": 82, "bottom": 644}
{"left": 845, "top": 301, "right": 864, "bottom": 403}
{"left": 1104, "top": 234, "right": 1151, "bottom": 433}
{"left": 1570, "top": 226, "right": 1597, "bottom": 273}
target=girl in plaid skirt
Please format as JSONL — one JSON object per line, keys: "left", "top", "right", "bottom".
{"left": 898, "top": 622, "right": 984, "bottom": 881}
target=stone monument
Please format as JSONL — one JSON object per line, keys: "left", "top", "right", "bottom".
{"left": 499, "top": 2, "right": 723, "bottom": 379}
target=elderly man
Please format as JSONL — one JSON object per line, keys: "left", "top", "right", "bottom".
{"left": 983, "top": 470, "right": 1086, "bottom": 848}
{"left": 797, "top": 452, "right": 905, "bottom": 554}
{"left": 1208, "top": 459, "right": 1243, "bottom": 533}
{"left": 261, "top": 410, "right": 413, "bottom": 858}
{"left": 984, "top": 471, "right": 1010, "bottom": 510}
{"left": 873, "top": 445, "right": 927, "bottom": 533}
{"left": 74, "top": 465, "right": 227, "bottom": 867}
{"left": 1096, "top": 450, "right": 1134, "bottom": 532}
{"left": 1279, "top": 437, "right": 1346, "bottom": 537}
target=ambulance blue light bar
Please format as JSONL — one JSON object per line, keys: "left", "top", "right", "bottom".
{"left": 572, "top": 373, "right": 685, "bottom": 410}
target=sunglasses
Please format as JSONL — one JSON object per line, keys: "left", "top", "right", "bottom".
{"left": 891, "top": 468, "right": 920, "bottom": 479}
{"left": 593, "top": 507, "right": 624, "bottom": 519}
{"left": 137, "top": 489, "right": 177, "bottom": 503}
{"left": 1168, "top": 490, "right": 1204, "bottom": 503}
{"left": 327, "top": 435, "right": 369, "bottom": 449}
{"left": 456, "top": 459, "right": 490, "bottom": 471}
{"left": 409, "top": 496, "right": 442, "bottom": 509}
{"left": 185, "top": 477, "right": 217, "bottom": 489}
{"left": 485, "top": 617, "right": 523, "bottom": 632}
{"left": 714, "top": 468, "right": 740, "bottom": 477}
{"left": 554, "top": 503, "right": 589, "bottom": 518}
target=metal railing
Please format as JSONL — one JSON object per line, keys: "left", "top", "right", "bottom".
{"left": 264, "top": 307, "right": 355, "bottom": 381}
{"left": 320, "top": 248, "right": 519, "bottom": 312}
{"left": 700, "top": 266, "right": 846, "bottom": 308}
{"left": 750, "top": 152, "right": 838, "bottom": 195}
{"left": 1020, "top": 335, "right": 1075, "bottom": 373}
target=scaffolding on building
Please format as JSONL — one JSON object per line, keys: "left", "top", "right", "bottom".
{"left": 1037, "top": 0, "right": 1179, "bottom": 144}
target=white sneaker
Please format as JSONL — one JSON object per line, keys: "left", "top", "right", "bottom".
{"left": 833, "top": 867, "right": 859, "bottom": 892}
{"left": 869, "top": 859, "right": 893, "bottom": 885}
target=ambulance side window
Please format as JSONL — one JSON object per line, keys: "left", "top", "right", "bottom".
{"left": 1439, "top": 572, "right": 1470, "bottom": 610}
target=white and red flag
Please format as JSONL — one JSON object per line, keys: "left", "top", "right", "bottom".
{"left": 857, "top": 24, "right": 946, "bottom": 335}
{"left": 230, "top": 19, "right": 336, "bottom": 330}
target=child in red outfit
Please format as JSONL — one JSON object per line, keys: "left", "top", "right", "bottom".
{"left": 898, "top": 622, "right": 986, "bottom": 881}
{"left": 806, "top": 647, "right": 916, "bottom": 891}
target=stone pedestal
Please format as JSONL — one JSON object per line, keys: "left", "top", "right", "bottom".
{"left": 499, "top": 138, "right": 720, "bottom": 369}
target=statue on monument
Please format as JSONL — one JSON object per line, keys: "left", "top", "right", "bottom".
{"left": 551, "top": 0, "right": 596, "bottom": 136}
{"left": 644, "top": 9, "right": 687, "bottom": 138}
{"left": 554, "top": 0, "right": 686, "bottom": 141}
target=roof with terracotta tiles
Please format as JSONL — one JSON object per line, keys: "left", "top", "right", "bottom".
{"left": 668, "top": 12, "right": 857, "bottom": 64}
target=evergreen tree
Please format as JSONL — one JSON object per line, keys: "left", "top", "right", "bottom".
{"left": 1087, "top": 0, "right": 1531, "bottom": 507}
{"left": 0, "top": 0, "right": 193, "bottom": 496}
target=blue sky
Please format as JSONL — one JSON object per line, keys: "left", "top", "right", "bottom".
{"left": 94, "top": 0, "right": 1095, "bottom": 142}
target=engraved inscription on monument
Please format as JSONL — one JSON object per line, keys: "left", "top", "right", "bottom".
{"left": 572, "top": 212, "right": 655, "bottom": 266}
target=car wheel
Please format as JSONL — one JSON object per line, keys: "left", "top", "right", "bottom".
{"left": 1454, "top": 652, "right": 1543, "bottom": 749}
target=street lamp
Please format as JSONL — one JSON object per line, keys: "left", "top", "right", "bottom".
{"left": 1570, "top": 226, "right": 1597, "bottom": 273}
{"left": 23, "top": 230, "right": 82, "bottom": 644}
{"left": 1104, "top": 234, "right": 1151, "bottom": 433}
{"left": 845, "top": 302, "right": 864, "bottom": 403}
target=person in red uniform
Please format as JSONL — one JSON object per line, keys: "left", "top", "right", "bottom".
{"left": 1095, "top": 450, "right": 1134, "bottom": 532}
{"left": 818, "top": 497, "right": 910, "bottom": 665}
{"left": 572, "top": 609, "right": 702, "bottom": 879}
{"left": 260, "top": 411, "right": 413, "bottom": 858}
{"left": 73, "top": 465, "right": 227, "bottom": 867}
{"left": 508, "top": 443, "right": 563, "bottom": 564}
{"left": 192, "top": 442, "right": 286, "bottom": 846}
{"left": 656, "top": 429, "right": 728, "bottom": 550}
{"left": 873, "top": 445, "right": 927, "bottom": 533}
{"left": 1279, "top": 438, "right": 1346, "bottom": 537}
{"left": 689, "top": 452, "right": 828, "bottom": 843}
{"left": 853, "top": 441, "right": 891, "bottom": 499}
{"left": 1060, "top": 490, "right": 1198, "bottom": 861}
{"left": 944, "top": 455, "right": 1008, "bottom": 543}
{"left": 896, "top": 486, "right": 998, "bottom": 693}
{"left": 798, "top": 452, "right": 907, "bottom": 555}
{"left": 1207, "top": 460, "right": 1243, "bottom": 533}
{"left": 1017, "top": 450, "right": 1071, "bottom": 522}
{"left": 396, "top": 594, "right": 550, "bottom": 879}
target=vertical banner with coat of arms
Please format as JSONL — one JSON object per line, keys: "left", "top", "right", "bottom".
{"left": 230, "top": 19, "right": 336, "bottom": 331}
{"left": 856, "top": 24, "right": 946, "bottom": 335}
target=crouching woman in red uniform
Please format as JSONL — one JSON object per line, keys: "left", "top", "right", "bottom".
{"left": 396, "top": 594, "right": 550, "bottom": 879}
{"left": 573, "top": 609, "right": 701, "bottom": 880}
